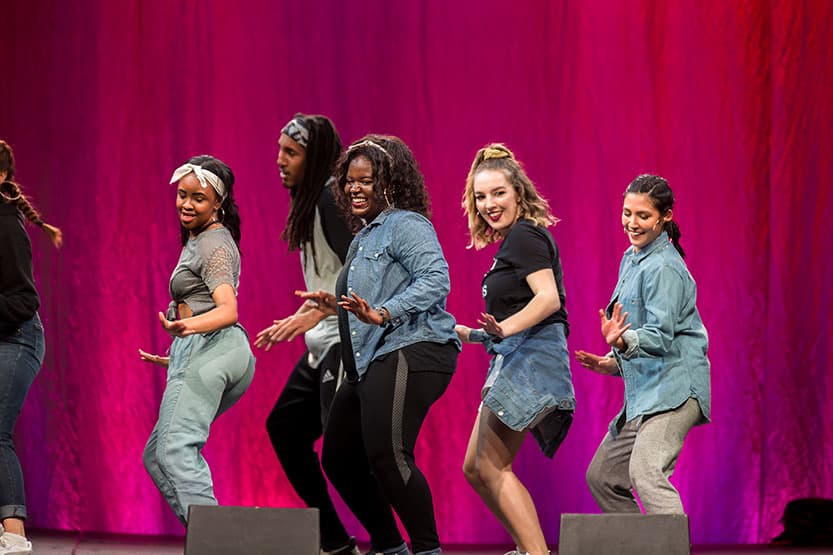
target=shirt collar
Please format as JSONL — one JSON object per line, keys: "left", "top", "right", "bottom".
{"left": 363, "top": 207, "right": 397, "bottom": 229}
{"left": 626, "top": 231, "right": 671, "bottom": 262}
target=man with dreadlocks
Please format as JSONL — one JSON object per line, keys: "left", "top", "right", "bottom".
{"left": 254, "top": 114, "right": 357, "bottom": 555}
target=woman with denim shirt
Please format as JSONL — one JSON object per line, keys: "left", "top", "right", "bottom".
{"left": 138, "top": 155, "right": 256, "bottom": 525}
{"left": 300, "top": 135, "right": 459, "bottom": 555}
{"left": 0, "top": 140, "right": 61, "bottom": 555}
{"left": 454, "top": 144, "right": 575, "bottom": 555}
{"left": 576, "top": 174, "right": 710, "bottom": 514}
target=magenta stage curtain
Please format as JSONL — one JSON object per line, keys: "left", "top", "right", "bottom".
{"left": 1, "top": 0, "right": 831, "bottom": 545}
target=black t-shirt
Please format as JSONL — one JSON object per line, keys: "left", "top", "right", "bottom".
{"left": 481, "top": 219, "right": 569, "bottom": 334}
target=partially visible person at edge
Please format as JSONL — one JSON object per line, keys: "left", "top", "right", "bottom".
{"left": 454, "top": 144, "right": 575, "bottom": 555}
{"left": 138, "top": 155, "right": 256, "bottom": 525}
{"left": 0, "top": 139, "right": 62, "bottom": 555}
{"left": 576, "top": 173, "right": 711, "bottom": 515}
{"left": 253, "top": 114, "right": 358, "bottom": 555}
{"left": 300, "top": 135, "right": 460, "bottom": 555}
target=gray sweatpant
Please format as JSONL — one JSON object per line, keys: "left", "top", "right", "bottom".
{"left": 586, "top": 397, "right": 702, "bottom": 514}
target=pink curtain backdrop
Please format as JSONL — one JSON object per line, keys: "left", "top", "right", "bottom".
{"left": 1, "top": 0, "right": 831, "bottom": 545}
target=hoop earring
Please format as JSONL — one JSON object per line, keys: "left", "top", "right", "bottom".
{"left": 0, "top": 190, "right": 21, "bottom": 202}
{"left": 218, "top": 206, "right": 226, "bottom": 222}
{"left": 383, "top": 189, "right": 393, "bottom": 208}
{"left": 0, "top": 183, "right": 21, "bottom": 202}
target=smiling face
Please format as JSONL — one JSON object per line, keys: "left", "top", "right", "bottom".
{"left": 344, "top": 155, "right": 385, "bottom": 221}
{"left": 473, "top": 168, "right": 521, "bottom": 236}
{"left": 277, "top": 133, "right": 306, "bottom": 189}
{"left": 176, "top": 174, "right": 222, "bottom": 235}
{"left": 622, "top": 192, "right": 672, "bottom": 251}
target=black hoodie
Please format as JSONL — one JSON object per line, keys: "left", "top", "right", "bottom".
{"left": 0, "top": 202, "right": 39, "bottom": 334}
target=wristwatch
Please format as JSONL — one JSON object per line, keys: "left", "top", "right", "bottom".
{"left": 378, "top": 306, "right": 391, "bottom": 326}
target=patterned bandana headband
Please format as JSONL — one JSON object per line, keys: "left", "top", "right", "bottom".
{"left": 169, "top": 163, "right": 227, "bottom": 200}
{"left": 348, "top": 139, "right": 393, "bottom": 160}
{"left": 281, "top": 117, "right": 310, "bottom": 149}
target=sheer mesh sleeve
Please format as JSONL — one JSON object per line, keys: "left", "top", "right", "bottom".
{"left": 201, "top": 245, "right": 237, "bottom": 294}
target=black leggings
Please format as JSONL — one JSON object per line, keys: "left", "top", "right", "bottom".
{"left": 266, "top": 346, "right": 349, "bottom": 549}
{"left": 322, "top": 346, "right": 454, "bottom": 554}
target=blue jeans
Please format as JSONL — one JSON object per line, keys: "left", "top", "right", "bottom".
{"left": 143, "top": 324, "right": 255, "bottom": 525}
{"left": 0, "top": 313, "right": 44, "bottom": 521}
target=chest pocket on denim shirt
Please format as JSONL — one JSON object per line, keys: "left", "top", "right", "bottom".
{"left": 622, "top": 295, "right": 646, "bottom": 326}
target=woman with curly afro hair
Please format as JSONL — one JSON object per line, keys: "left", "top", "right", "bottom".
{"left": 300, "top": 135, "right": 460, "bottom": 555}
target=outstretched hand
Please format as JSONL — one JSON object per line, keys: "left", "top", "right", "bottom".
{"left": 600, "top": 303, "right": 631, "bottom": 348}
{"left": 254, "top": 297, "right": 327, "bottom": 350}
{"left": 476, "top": 312, "right": 505, "bottom": 339}
{"left": 295, "top": 289, "right": 339, "bottom": 316}
{"left": 338, "top": 292, "right": 384, "bottom": 326}
{"left": 138, "top": 348, "right": 169, "bottom": 368}
{"left": 42, "top": 223, "right": 63, "bottom": 249}
{"left": 575, "top": 350, "right": 619, "bottom": 375}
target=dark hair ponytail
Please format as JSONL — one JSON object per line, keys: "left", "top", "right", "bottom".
{"left": 625, "top": 173, "right": 685, "bottom": 258}
{"left": 1, "top": 140, "right": 63, "bottom": 248}
{"left": 179, "top": 155, "right": 241, "bottom": 249}
{"left": 664, "top": 220, "right": 684, "bottom": 258}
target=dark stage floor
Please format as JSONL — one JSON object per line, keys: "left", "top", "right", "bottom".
{"left": 24, "top": 531, "right": 833, "bottom": 555}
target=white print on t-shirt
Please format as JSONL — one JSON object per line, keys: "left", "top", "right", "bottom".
{"left": 482, "top": 257, "right": 497, "bottom": 298}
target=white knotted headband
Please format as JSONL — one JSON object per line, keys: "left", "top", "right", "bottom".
{"left": 169, "top": 163, "right": 227, "bottom": 200}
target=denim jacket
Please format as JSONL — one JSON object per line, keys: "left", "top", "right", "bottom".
{"left": 480, "top": 322, "right": 575, "bottom": 457}
{"left": 607, "top": 232, "right": 711, "bottom": 436}
{"left": 344, "top": 209, "right": 460, "bottom": 378}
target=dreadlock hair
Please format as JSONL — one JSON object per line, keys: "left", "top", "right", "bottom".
{"left": 0, "top": 140, "right": 63, "bottom": 248}
{"left": 178, "top": 155, "right": 242, "bottom": 249}
{"left": 281, "top": 114, "right": 343, "bottom": 254}
{"left": 334, "top": 134, "right": 431, "bottom": 232}
{"left": 625, "top": 173, "right": 685, "bottom": 258}
{"left": 462, "top": 143, "right": 558, "bottom": 250}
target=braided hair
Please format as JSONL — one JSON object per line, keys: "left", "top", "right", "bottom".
{"left": 0, "top": 140, "right": 62, "bottom": 248}
{"left": 625, "top": 174, "right": 685, "bottom": 258}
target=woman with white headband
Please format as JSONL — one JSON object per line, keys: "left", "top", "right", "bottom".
{"left": 138, "top": 155, "right": 255, "bottom": 525}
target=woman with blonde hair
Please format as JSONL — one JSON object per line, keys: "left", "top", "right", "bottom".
{"left": 455, "top": 144, "right": 575, "bottom": 555}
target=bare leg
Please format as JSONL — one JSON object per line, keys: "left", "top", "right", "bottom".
{"left": 462, "top": 406, "right": 548, "bottom": 555}
{"left": 1, "top": 517, "right": 24, "bottom": 536}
